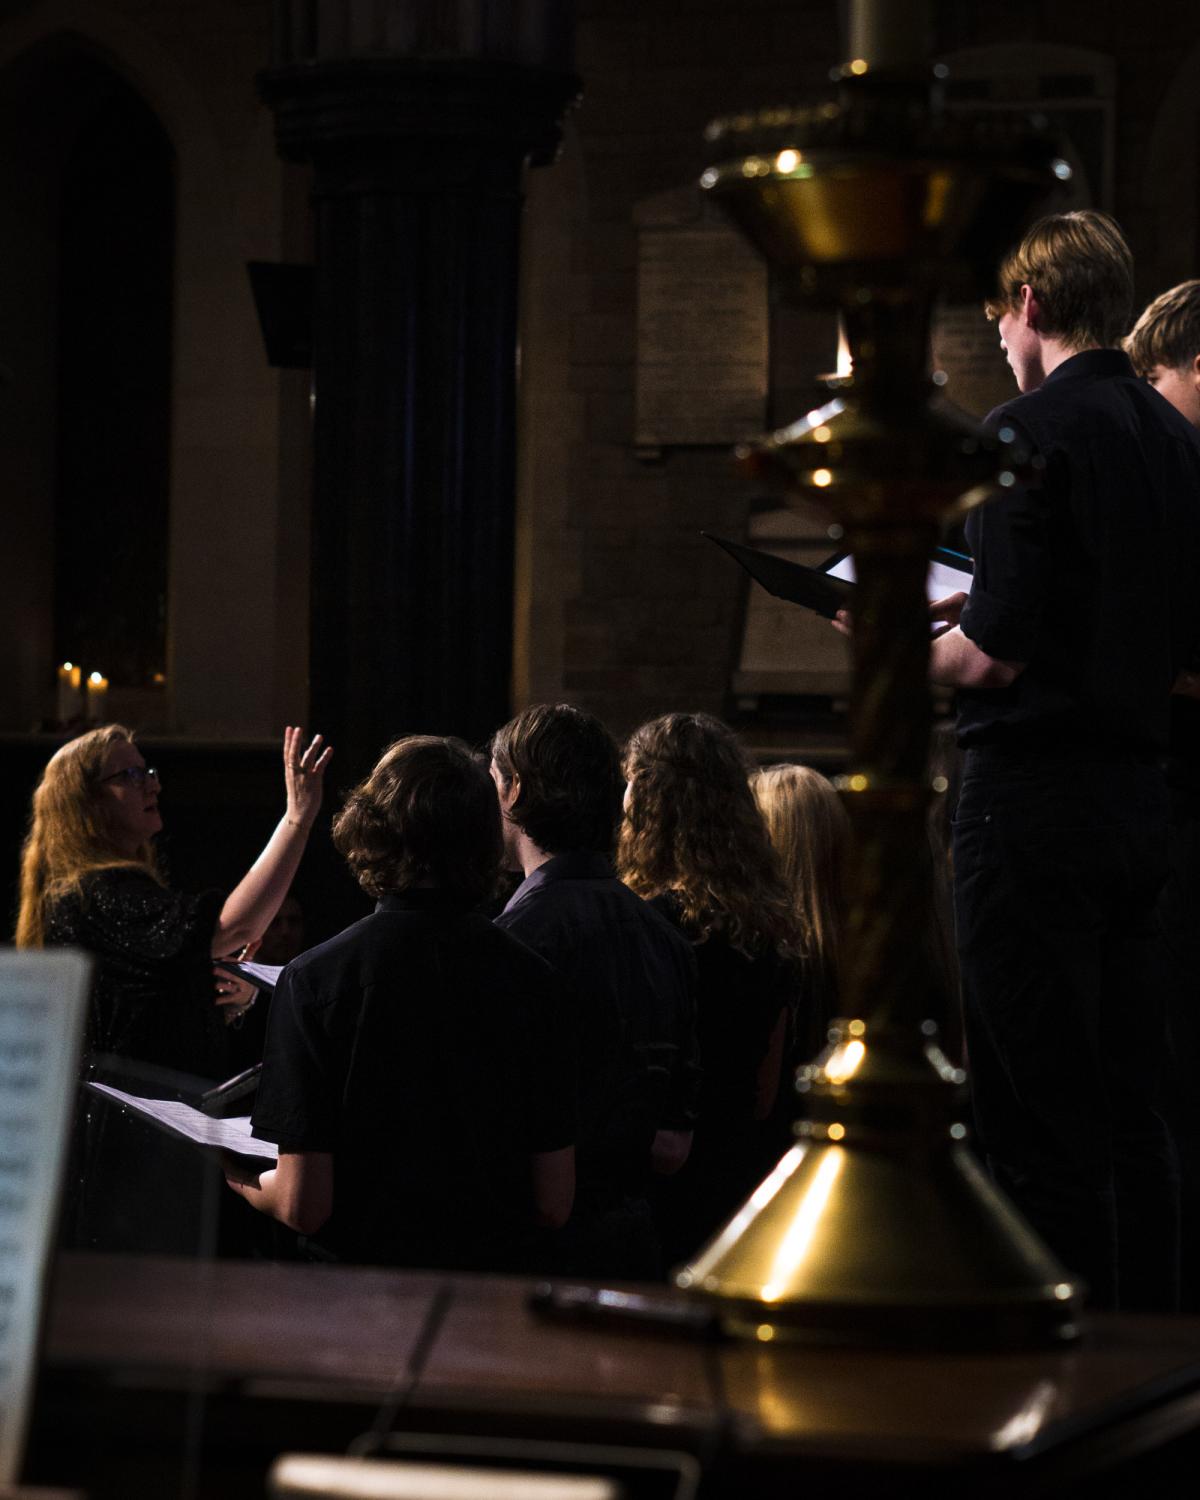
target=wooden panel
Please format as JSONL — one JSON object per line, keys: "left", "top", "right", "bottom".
{"left": 45, "top": 1253, "right": 442, "bottom": 1391}
{"left": 418, "top": 1276, "right": 713, "bottom": 1419}
{"left": 0, "top": 1489, "right": 86, "bottom": 1499}
{"left": 719, "top": 1314, "right": 1200, "bottom": 1464}
{"left": 39, "top": 1254, "right": 1200, "bottom": 1484}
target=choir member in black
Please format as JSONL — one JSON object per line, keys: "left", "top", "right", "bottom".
{"left": 619, "top": 714, "right": 803, "bottom": 1268}
{"left": 233, "top": 735, "right": 576, "bottom": 1271}
{"left": 925, "top": 211, "right": 1200, "bottom": 1310}
{"left": 16, "top": 721, "right": 330, "bottom": 1250}
{"left": 489, "top": 703, "right": 700, "bottom": 1279}
{"left": 1126, "top": 279, "right": 1200, "bottom": 1311}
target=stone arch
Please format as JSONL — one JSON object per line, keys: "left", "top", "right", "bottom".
{"left": 0, "top": 1, "right": 226, "bottom": 183}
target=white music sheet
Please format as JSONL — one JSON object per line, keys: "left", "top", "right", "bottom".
{"left": 86, "top": 1083, "right": 278, "bottom": 1162}
{"left": 825, "top": 554, "right": 973, "bottom": 602}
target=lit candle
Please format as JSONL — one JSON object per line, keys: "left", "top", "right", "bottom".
{"left": 56, "top": 663, "right": 83, "bottom": 724}
{"left": 85, "top": 671, "right": 109, "bottom": 723}
{"left": 817, "top": 315, "right": 854, "bottom": 385}
{"left": 835, "top": 314, "right": 853, "bottom": 378}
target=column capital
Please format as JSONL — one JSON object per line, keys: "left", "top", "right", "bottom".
{"left": 258, "top": 57, "right": 581, "bottom": 171}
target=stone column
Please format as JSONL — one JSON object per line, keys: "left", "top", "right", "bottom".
{"left": 259, "top": 3, "right": 578, "bottom": 781}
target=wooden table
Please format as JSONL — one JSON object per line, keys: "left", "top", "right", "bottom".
{"left": 27, "top": 1253, "right": 1200, "bottom": 1498}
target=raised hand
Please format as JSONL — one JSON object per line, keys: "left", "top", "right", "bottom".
{"left": 283, "top": 726, "right": 333, "bottom": 830}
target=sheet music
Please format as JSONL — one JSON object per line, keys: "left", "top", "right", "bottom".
{"left": 825, "top": 554, "right": 973, "bottom": 601}
{"left": 0, "top": 949, "right": 90, "bottom": 1485}
{"left": 86, "top": 1083, "right": 279, "bottom": 1161}
{"left": 229, "top": 960, "right": 284, "bottom": 989}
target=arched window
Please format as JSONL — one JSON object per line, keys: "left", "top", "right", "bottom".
{"left": 55, "top": 71, "right": 174, "bottom": 690}
{"left": 0, "top": 36, "right": 175, "bottom": 728}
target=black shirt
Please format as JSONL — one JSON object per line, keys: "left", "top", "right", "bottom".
{"left": 45, "top": 868, "right": 229, "bottom": 1255}
{"left": 650, "top": 894, "right": 794, "bottom": 1130}
{"left": 1169, "top": 697, "right": 1200, "bottom": 792}
{"left": 495, "top": 852, "right": 701, "bottom": 1187}
{"left": 958, "top": 349, "right": 1200, "bottom": 752}
{"left": 251, "top": 890, "right": 575, "bottom": 1271}
{"left": 649, "top": 894, "right": 796, "bottom": 1265}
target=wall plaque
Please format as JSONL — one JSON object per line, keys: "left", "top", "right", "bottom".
{"left": 930, "top": 303, "right": 1015, "bottom": 419}
{"left": 635, "top": 190, "right": 768, "bottom": 449}
{"left": 735, "top": 506, "right": 850, "bottom": 699}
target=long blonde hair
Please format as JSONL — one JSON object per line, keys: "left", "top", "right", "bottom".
{"left": 750, "top": 763, "right": 848, "bottom": 992}
{"left": 15, "top": 724, "right": 161, "bottom": 948}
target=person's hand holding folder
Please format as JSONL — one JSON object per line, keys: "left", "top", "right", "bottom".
{"left": 832, "top": 588, "right": 969, "bottom": 642}
{"left": 929, "top": 590, "right": 969, "bottom": 638}
{"left": 221, "top": 1151, "right": 266, "bottom": 1188}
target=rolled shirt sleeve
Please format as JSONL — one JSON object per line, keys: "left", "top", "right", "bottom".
{"left": 251, "top": 965, "right": 340, "bottom": 1152}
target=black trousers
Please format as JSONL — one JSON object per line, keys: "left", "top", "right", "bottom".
{"left": 953, "top": 746, "right": 1179, "bottom": 1312}
{"left": 1161, "top": 780, "right": 1200, "bottom": 1311}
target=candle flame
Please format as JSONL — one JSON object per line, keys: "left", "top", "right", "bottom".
{"left": 835, "top": 316, "right": 853, "bottom": 378}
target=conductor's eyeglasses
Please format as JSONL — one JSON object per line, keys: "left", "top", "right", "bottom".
{"left": 101, "top": 766, "right": 159, "bottom": 790}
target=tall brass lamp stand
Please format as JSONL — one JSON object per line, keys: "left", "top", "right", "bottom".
{"left": 675, "top": 5, "right": 1079, "bottom": 1349}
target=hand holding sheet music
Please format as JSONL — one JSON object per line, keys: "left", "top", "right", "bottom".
{"left": 704, "top": 533, "right": 973, "bottom": 632}
{"left": 214, "top": 959, "right": 285, "bottom": 991}
{"left": 928, "top": 588, "right": 969, "bottom": 638}
{"left": 833, "top": 586, "right": 971, "bottom": 640}
{"left": 86, "top": 1081, "right": 279, "bottom": 1162}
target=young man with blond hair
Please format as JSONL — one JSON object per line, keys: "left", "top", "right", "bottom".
{"left": 928, "top": 211, "right": 1200, "bottom": 1311}
{"left": 1126, "top": 278, "right": 1200, "bottom": 428}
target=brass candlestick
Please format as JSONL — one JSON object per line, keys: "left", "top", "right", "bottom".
{"left": 674, "top": 2, "right": 1080, "bottom": 1347}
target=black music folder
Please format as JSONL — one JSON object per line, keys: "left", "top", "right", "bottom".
{"left": 704, "top": 532, "right": 852, "bottom": 619}
{"left": 705, "top": 532, "right": 973, "bottom": 619}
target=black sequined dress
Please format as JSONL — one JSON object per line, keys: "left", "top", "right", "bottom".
{"left": 46, "top": 866, "right": 228, "bottom": 1074}
{"left": 45, "top": 866, "right": 229, "bottom": 1251}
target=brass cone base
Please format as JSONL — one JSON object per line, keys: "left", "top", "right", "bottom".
{"left": 674, "top": 1027, "right": 1082, "bottom": 1349}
